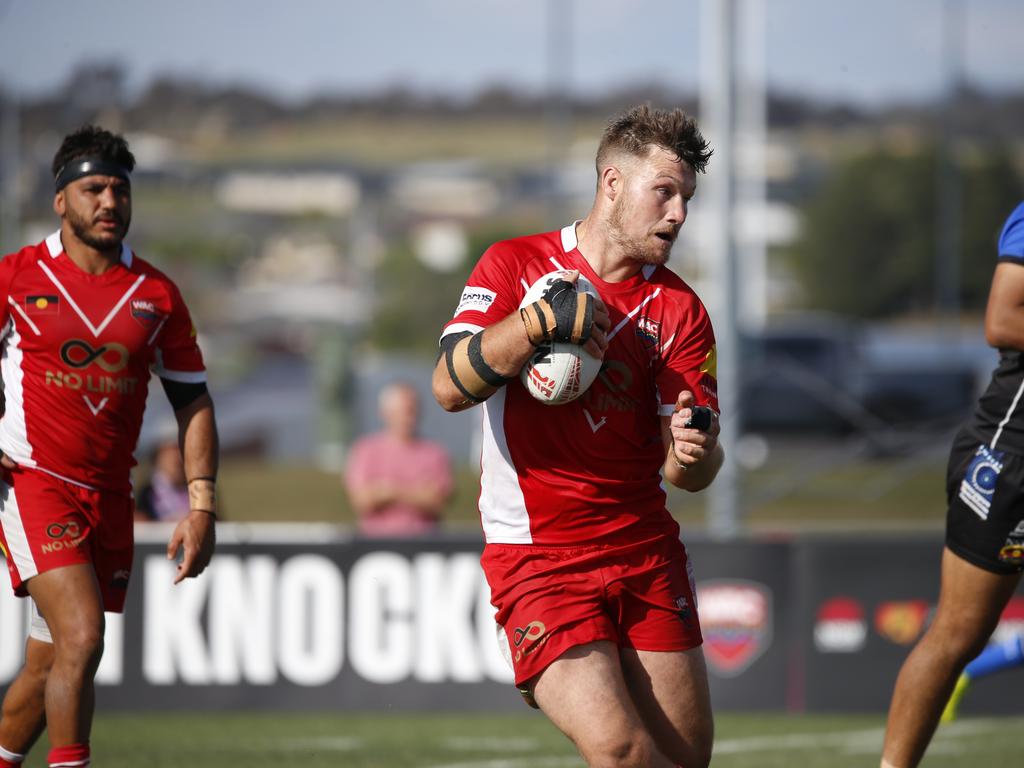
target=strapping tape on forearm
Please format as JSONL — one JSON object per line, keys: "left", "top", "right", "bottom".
{"left": 187, "top": 478, "right": 216, "bottom": 514}
{"left": 446, "top": 332, "right": 507, "bottom": 403}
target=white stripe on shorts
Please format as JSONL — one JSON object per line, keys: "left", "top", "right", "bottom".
{"left": 0, "top": 478, "right": 37, "bottom": 582}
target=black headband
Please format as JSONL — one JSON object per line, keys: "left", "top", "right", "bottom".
{"left": 54, "top": 157, "right": 131, "bottom": 192}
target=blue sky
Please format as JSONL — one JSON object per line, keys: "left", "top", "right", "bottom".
{"left": 0, "top": 0, "right": 1020, "bottom": 106}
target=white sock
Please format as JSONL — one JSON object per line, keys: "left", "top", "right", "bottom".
{"left": 0, "top": 744, "right": 25, "bottom": 764}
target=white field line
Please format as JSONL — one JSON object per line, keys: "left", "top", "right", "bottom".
{"left": 444, "top": 737, "right": 543, "bottom": 751}
{"left": 278, "top": 736, "right": 363, "bottom": 751}
{"left": 426, "top": 719, "right": 1006, "bottom": 768}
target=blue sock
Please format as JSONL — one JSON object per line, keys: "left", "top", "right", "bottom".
{"left": 965, "top": 635, "right": 1024, "bottom": 679}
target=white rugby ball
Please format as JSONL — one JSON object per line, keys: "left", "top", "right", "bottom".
{"left": 518, "top": 270, "right": 603, "bottom": 405}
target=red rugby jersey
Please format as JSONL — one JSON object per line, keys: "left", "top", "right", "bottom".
{"left": 0, "top": 233, "right": 206, "bottom": 492}
{"left": 442, "top": 224, "right": 718, "bottom": 545}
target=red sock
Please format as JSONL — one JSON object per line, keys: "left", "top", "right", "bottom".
{"left": 48, "top": 742, "right": 90, "bottom": 767}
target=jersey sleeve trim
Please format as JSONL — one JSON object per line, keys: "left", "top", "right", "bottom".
{"left": 154, "top": 367, "right": 207, "bottom": 384}
{"left": 440, "top": 322, "right": 484, "bottom": 343}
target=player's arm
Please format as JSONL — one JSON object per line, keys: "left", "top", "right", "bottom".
{"left": 433, "top": 271, "right": 610, "bottom": 412}
{"left": 984, "top": 261, "right": 1024, "bottom": 351}
{"left": 661, "top": 390, "right": 724, "bottom": 491}
{"left": 432, "top": 311, "right": 538, "bottom": 413}
{"left": 161, "top": 381, "right": 218, "bottom": 584}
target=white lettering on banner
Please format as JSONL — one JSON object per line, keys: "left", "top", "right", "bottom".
{"left": 144, "top": 558, "right": 214, "bottom": 684}
{"left": 95, "top": 612, "right": 124, "bottom": 684}
{"left": 0, "top": 591, "right": 124, "bottom": 685}
{"left": 278, "top": 555, "right": 344, "bottom": 686}
{"left": 0, "top": 588, "right": 25, "bottom": 682}
{"left": 415, "top": 553, "right": 484, "bottom": 682}
{"left": 349, "top": 552, "right": 413, "bottom": 684}
{"left": 209, "top": 556, "right": 278, "bottom": 684}
{"left": 131, "top": 549, "right": 510, "bottom": 687}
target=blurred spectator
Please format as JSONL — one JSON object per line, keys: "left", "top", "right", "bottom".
{"left": 344, "top": 381, "right": 453, "bottom": 535}
{"left": 134, "top": 432, "right": 190, "bottom": 522}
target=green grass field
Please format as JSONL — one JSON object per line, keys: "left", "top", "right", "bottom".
{"left": 18, "top": 711, "right": 1023, "bottom": 767}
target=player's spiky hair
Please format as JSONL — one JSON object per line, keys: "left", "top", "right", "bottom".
{"left": 596, "top": 104, "right": 712, "bottom": 175}
{"left": 51, "top": 125, "right": 136, "bottom": 178}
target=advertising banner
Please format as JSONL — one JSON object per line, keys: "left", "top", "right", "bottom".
{"left": 2, "top": 527, "right": 1023, "bottom": 713}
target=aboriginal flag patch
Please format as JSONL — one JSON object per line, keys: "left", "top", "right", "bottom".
{"left": 25, "top": 294, "right": 59, "bottom": 314}
{"left": 130, "top": 298, "right": 163, "bottom": 329}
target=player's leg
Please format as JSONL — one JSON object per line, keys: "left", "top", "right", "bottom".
{"left": 25, "top": 564, "right": 105, "bottom": 752}
{"left": 942, "top": 632, "right": 1024, "bottom": 722}
{"left": 620, "top": 646, "right": 713, "bottom": 768}
{"left": 0, "top": 633, "right": 54, "bottom": 764}
{"left": 881, "top": 547, "right": 1020, "bottom": 768}
{"left": 530, "top": 640, "right": 675, "bottom": 768}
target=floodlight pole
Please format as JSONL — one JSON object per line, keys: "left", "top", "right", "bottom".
{"left": 701, "top": 0, "right": 742, "bottom": 538}
{"left": 545, "top": 0, "right": 573, "bottom": 230}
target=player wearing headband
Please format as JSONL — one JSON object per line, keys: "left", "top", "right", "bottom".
{"left": 0, "top": 126, "right": 218, "bottom": 768}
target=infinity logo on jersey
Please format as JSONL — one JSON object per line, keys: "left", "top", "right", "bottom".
{"left": 60, "top": 340, "right": 130, "bottom": 372}
{"left": 42, "top": 520, "right": 85, "bottom": 554}
{"left": 511, "top": 620, "right": 548, "bottom": 664}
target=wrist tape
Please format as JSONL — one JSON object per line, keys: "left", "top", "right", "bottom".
{"left": 520, "top": 278, "right": 594, "bottom": 345}
{"left": 187, "top": 478, "right": 217, "bottom": 514}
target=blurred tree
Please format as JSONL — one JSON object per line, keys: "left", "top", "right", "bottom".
{"left": 788, "top": 143, "right": 1023, "bottom": 318}
{"left": 369, "top": 221, "right": 542, "bottom": 353}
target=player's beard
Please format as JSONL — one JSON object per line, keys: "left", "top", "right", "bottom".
{"left": 608, "top": 193, "right": 675, "bottom": 267}
{"left": 65, "top": 204, "right": 131, "bottom": 253}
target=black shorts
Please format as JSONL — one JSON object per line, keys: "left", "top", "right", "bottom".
{"left": 946, "top": 427, "right": 1024, "bottom": 575}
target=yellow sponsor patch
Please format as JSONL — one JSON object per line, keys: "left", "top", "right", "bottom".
{"left": 699, "top": 345, "right": 718, "bottom": 379}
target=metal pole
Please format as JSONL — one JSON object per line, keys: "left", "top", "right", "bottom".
{"left": 736, "top": 0, "right": 767, "bottom": 332}
{"left": 545, "top": 0, "right": 573, "bottom": 229}
{"left": 701, "top": 0, "right": 742, "bottom": 538}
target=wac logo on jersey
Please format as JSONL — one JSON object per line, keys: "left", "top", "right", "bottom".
{"left": 131, "top": 298, "right": 164, "bottom": 329}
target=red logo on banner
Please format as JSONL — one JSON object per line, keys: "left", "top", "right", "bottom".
{"left": 874, "top": 601, "right": 930, "bottom": 645}
{"left": 697, "top": 580, "right": 772, "bottom": 677}
{"left": 814, "top": 596, "right": 867, "bottom": 653}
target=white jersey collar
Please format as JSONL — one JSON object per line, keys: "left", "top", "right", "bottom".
{"left": 560, "top": 221, "right": 582, "bottom": 253}
{"left": 559, "top": 222, "right": 658, "bottom": 282}
{"left": 45, "top": 230, "right": 133, "bottom": 268}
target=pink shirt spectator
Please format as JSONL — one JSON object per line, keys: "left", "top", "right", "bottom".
{"left": 345, "top": 433, "right": 453, "bottom": 535}
{"left": 343, "top": 382, "right": 454, "bottom": 536}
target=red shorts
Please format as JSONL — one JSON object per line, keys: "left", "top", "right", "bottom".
{"left": 0, "top": 468, "right": 134, "bottom": 612}
{"left": 482, "top": 534, "right": 703, "bottom": 685}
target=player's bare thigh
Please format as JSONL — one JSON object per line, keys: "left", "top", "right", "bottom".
{"left": 531, "top": 640, "right": 674, "bottom": 768}
{"left": 929, "top": 547, "right": 1020, "bottom": 650}
{"left": 621, "top": 646, "right": 713, "bottom": 767}
{"left": 26, "top": 564, "right": 105, "bottom": 646}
